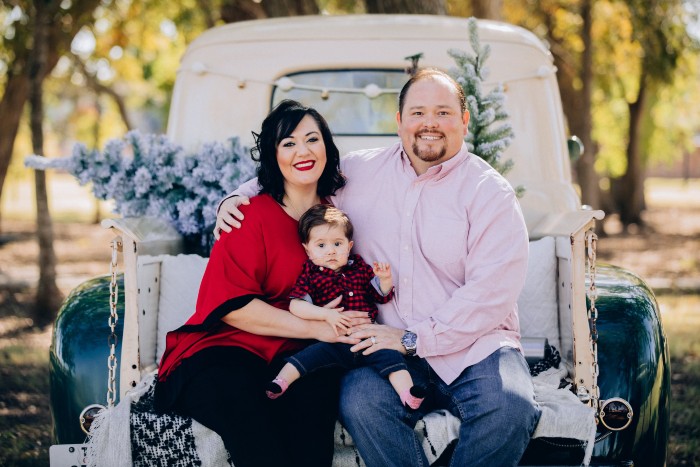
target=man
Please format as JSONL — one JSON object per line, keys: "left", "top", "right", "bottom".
{"left": 216, "top": 69, "right": 540, "bottom": 466}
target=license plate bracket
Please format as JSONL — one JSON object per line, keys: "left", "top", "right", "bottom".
{"left": 49, "top": 443, "right": 88, "bottom": 467}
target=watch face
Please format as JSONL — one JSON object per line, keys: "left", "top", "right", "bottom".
{"left": 402, "top": 331, "right": 417, "bottom": 349}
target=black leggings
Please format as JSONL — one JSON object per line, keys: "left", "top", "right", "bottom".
{"left": 172, "top": 347, "right": 342, "bottom": 467}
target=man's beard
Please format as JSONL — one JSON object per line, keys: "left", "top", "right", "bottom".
{"left": 412, "top": 134, "right": 447, "bottom": 162}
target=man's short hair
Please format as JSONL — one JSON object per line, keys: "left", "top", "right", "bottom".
{"left": 398, "top": 68, "right": 467, "bottom": 116}
{"left": 298, "top": 204, "right": 354, "bottom": 244}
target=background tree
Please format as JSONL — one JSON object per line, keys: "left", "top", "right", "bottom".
{"left": 27, "top": 0, "right": 62, "bottom": 325}
{"left": 609, "top": 0, "right": 694, "bottom": 229}
{"left": 0, "top": 0, "right": 102, "bottom": 230}
{"left": 505, "top": 0, "right": 699, "bottom": 231}
{"left": 2, "top": 0, "right": 699, "bottom": 327}
{"left": 504, "top": 0, "right": 600, "bottom": 212}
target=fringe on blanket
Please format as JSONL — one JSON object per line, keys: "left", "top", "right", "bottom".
{"left": 85, "top": 371, "right": 157, "bottom": 467}
{"left": 532, "top": 366, "right": 597, "bottom": 466}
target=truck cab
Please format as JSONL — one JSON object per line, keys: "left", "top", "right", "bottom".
{"left": 48, "top": 15, "right": 669, "bottom": 466}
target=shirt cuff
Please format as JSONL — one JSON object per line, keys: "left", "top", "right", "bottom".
{"left": 216, "top": 194, "right": 238, "bottom": 214}
{"left": 290, "top": 294, "right": 313, "bottom": 304}
{"left": 370, "top": 276, "right": 391, "bottom": 296}
{"left": 409, "top": 318, "right": 439, "bottom": 358}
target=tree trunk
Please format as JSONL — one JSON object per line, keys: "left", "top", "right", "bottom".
{"left": 92, "top": 98, "right": 103, "bottom": 224}
{"left": 471, "top": 0, "right": 502, "bottom": 19}
{"left": 0, "top": 70, "right": 30, "bottom": 232}
{"left": 220, "top": 0, "right": 267, "bottom": 22}
{"left": 262, "top": 0, "right": 319, "bottom": 17}
{"left": 364, "top": 0, "right": 447, "bottom": 14}
{"left": 29, "top": 0, "right": 63, "bottom": 326}
{"left": 614, "top": 74, "right": 648, "bottom": 229}
{"left": 573, "top": 0, "right": 601, "bottom": 210}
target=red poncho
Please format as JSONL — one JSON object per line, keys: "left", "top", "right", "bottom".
{"left": 157, "top": 194, "right": 309, "bottom": 383}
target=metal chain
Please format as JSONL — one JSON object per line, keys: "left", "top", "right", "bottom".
{"left": 585, "top": 230, "right": 600, "bottom": 421}
{"left": 107, "top": 238, "right": 121, "bottom": 408}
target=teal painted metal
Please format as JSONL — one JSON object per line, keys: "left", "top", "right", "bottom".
{"left": 591, "top": 264, "right": 671, "bottom": 465}
{"left": 49, "top": 275, "right": 125, "bottom": 444}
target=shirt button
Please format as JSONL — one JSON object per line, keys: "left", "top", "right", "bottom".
{"left": 403, "top": 278, "right": 408, "bottom": 284}
{"left": 319, "top": 267, "right": 324, "bottom": 271}
{"left": 348, "top": 292, "right": 354, "bottom": 297}
{"left": 404, "top": 245, "right": 409, "bottom": 250}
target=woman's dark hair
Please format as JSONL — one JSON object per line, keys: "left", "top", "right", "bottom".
{"left": 251, "top": 99, "right": 345, "bottom": 203}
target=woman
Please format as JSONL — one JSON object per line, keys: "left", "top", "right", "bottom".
{"left": 154, "top": 100, "right": 368, "bottom": 467}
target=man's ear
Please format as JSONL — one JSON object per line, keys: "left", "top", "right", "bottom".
{"left": 462, "top": 110, "right": 470, "bottom": 136}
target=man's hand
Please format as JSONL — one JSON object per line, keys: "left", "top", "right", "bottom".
{"left": 214, "top": 195, "right": 250, "bottom": 240}
{"left": 349, "top": 323, "right": 405, "bottom": 356}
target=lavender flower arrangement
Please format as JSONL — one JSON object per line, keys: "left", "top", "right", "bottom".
{"left": 25, "top": 131, "right": 257, "bottom": 240}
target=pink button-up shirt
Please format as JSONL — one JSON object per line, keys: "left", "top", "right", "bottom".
{"left": 332, "top": 142, "right": 528, "bottom": 384}
{"left": 232, "top": 142, "right": 529, "bottom": 385}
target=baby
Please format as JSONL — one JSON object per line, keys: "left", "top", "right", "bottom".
{"left": 266, "top": 204, "right": 425, "bottom": 409}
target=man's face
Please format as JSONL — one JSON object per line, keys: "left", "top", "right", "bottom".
{"left": 397, "top": 77, "right": 470, "bottom": 174}
{"left": 303, "top": 224, "right": 354, "bottom": 271}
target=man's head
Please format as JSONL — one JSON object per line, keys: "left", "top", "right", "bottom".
{"left": 298, "top": 204, "right": 354, "bottom": 271}
{"left": 397, "top": 68, "right": 470, "bottom": 175}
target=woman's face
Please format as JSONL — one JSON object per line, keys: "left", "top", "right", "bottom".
{"left": 277, "top": 114, "right": 327, "bottom": 191}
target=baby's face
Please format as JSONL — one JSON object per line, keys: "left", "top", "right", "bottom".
{"left": 303, "top": 224, "right": 353, "bottom": 271}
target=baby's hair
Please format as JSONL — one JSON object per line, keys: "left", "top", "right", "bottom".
{"left": 298, "top": 204, "right": 354, "bottom": 244}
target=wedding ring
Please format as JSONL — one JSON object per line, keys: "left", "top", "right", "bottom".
{"left": 370, "top": 336, "right": 377, "bottom": 345}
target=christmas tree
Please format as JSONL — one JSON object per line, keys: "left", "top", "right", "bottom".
{"left": 448, "top": 18, "right": 522, "bottom": 194}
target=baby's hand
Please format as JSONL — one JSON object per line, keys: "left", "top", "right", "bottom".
{"left": 373, "top": 262, "right": 392, "bottom": 280}
{"left": 325, "top": 309, "right": 351, "bottom": 336}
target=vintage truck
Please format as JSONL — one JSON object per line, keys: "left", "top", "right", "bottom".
{"left": 47, "top": 14, "right": 669, "bottom": 466}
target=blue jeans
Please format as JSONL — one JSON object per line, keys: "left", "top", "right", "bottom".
{"left": 339, "top": 347, "right": 541, "bottom": 467}
{"left": 288, "top": 342, "right": 407, "bottom": 378}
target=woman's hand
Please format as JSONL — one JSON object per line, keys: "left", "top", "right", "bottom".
{"left": 348, "top": 323, "right": 405, "bottom": 355}
{"left": 214, "top": 195, "right": 250, "bottom": 239}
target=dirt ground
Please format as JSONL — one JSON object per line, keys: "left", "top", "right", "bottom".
{"left": 0, "top": 179, "right": 698, "bottom": 465}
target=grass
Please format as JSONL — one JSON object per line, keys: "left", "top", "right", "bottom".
{"left": 659, "top": 295, "right": 700, "bottom": 466}
{"left": 0, "top": 339, "right": 51, "bottom": 467}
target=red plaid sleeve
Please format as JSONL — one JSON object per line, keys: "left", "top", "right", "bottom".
{"left": 289, "top": 261, "right": 314, "bottom": 301}
{"left": 354, "top": 256, "right": 394, "bottom": 304}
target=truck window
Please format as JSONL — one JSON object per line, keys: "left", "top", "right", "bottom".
{"left": 271, "top": 69, "right": 408, "bottom": 136}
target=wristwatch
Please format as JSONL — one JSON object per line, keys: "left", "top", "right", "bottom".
{"left": 401, "top": 330, "right": 417, "bottom": 357}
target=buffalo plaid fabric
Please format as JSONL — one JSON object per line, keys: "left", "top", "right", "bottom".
{"left": 289, "top": 254, "right": 394, "bottom": 322}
